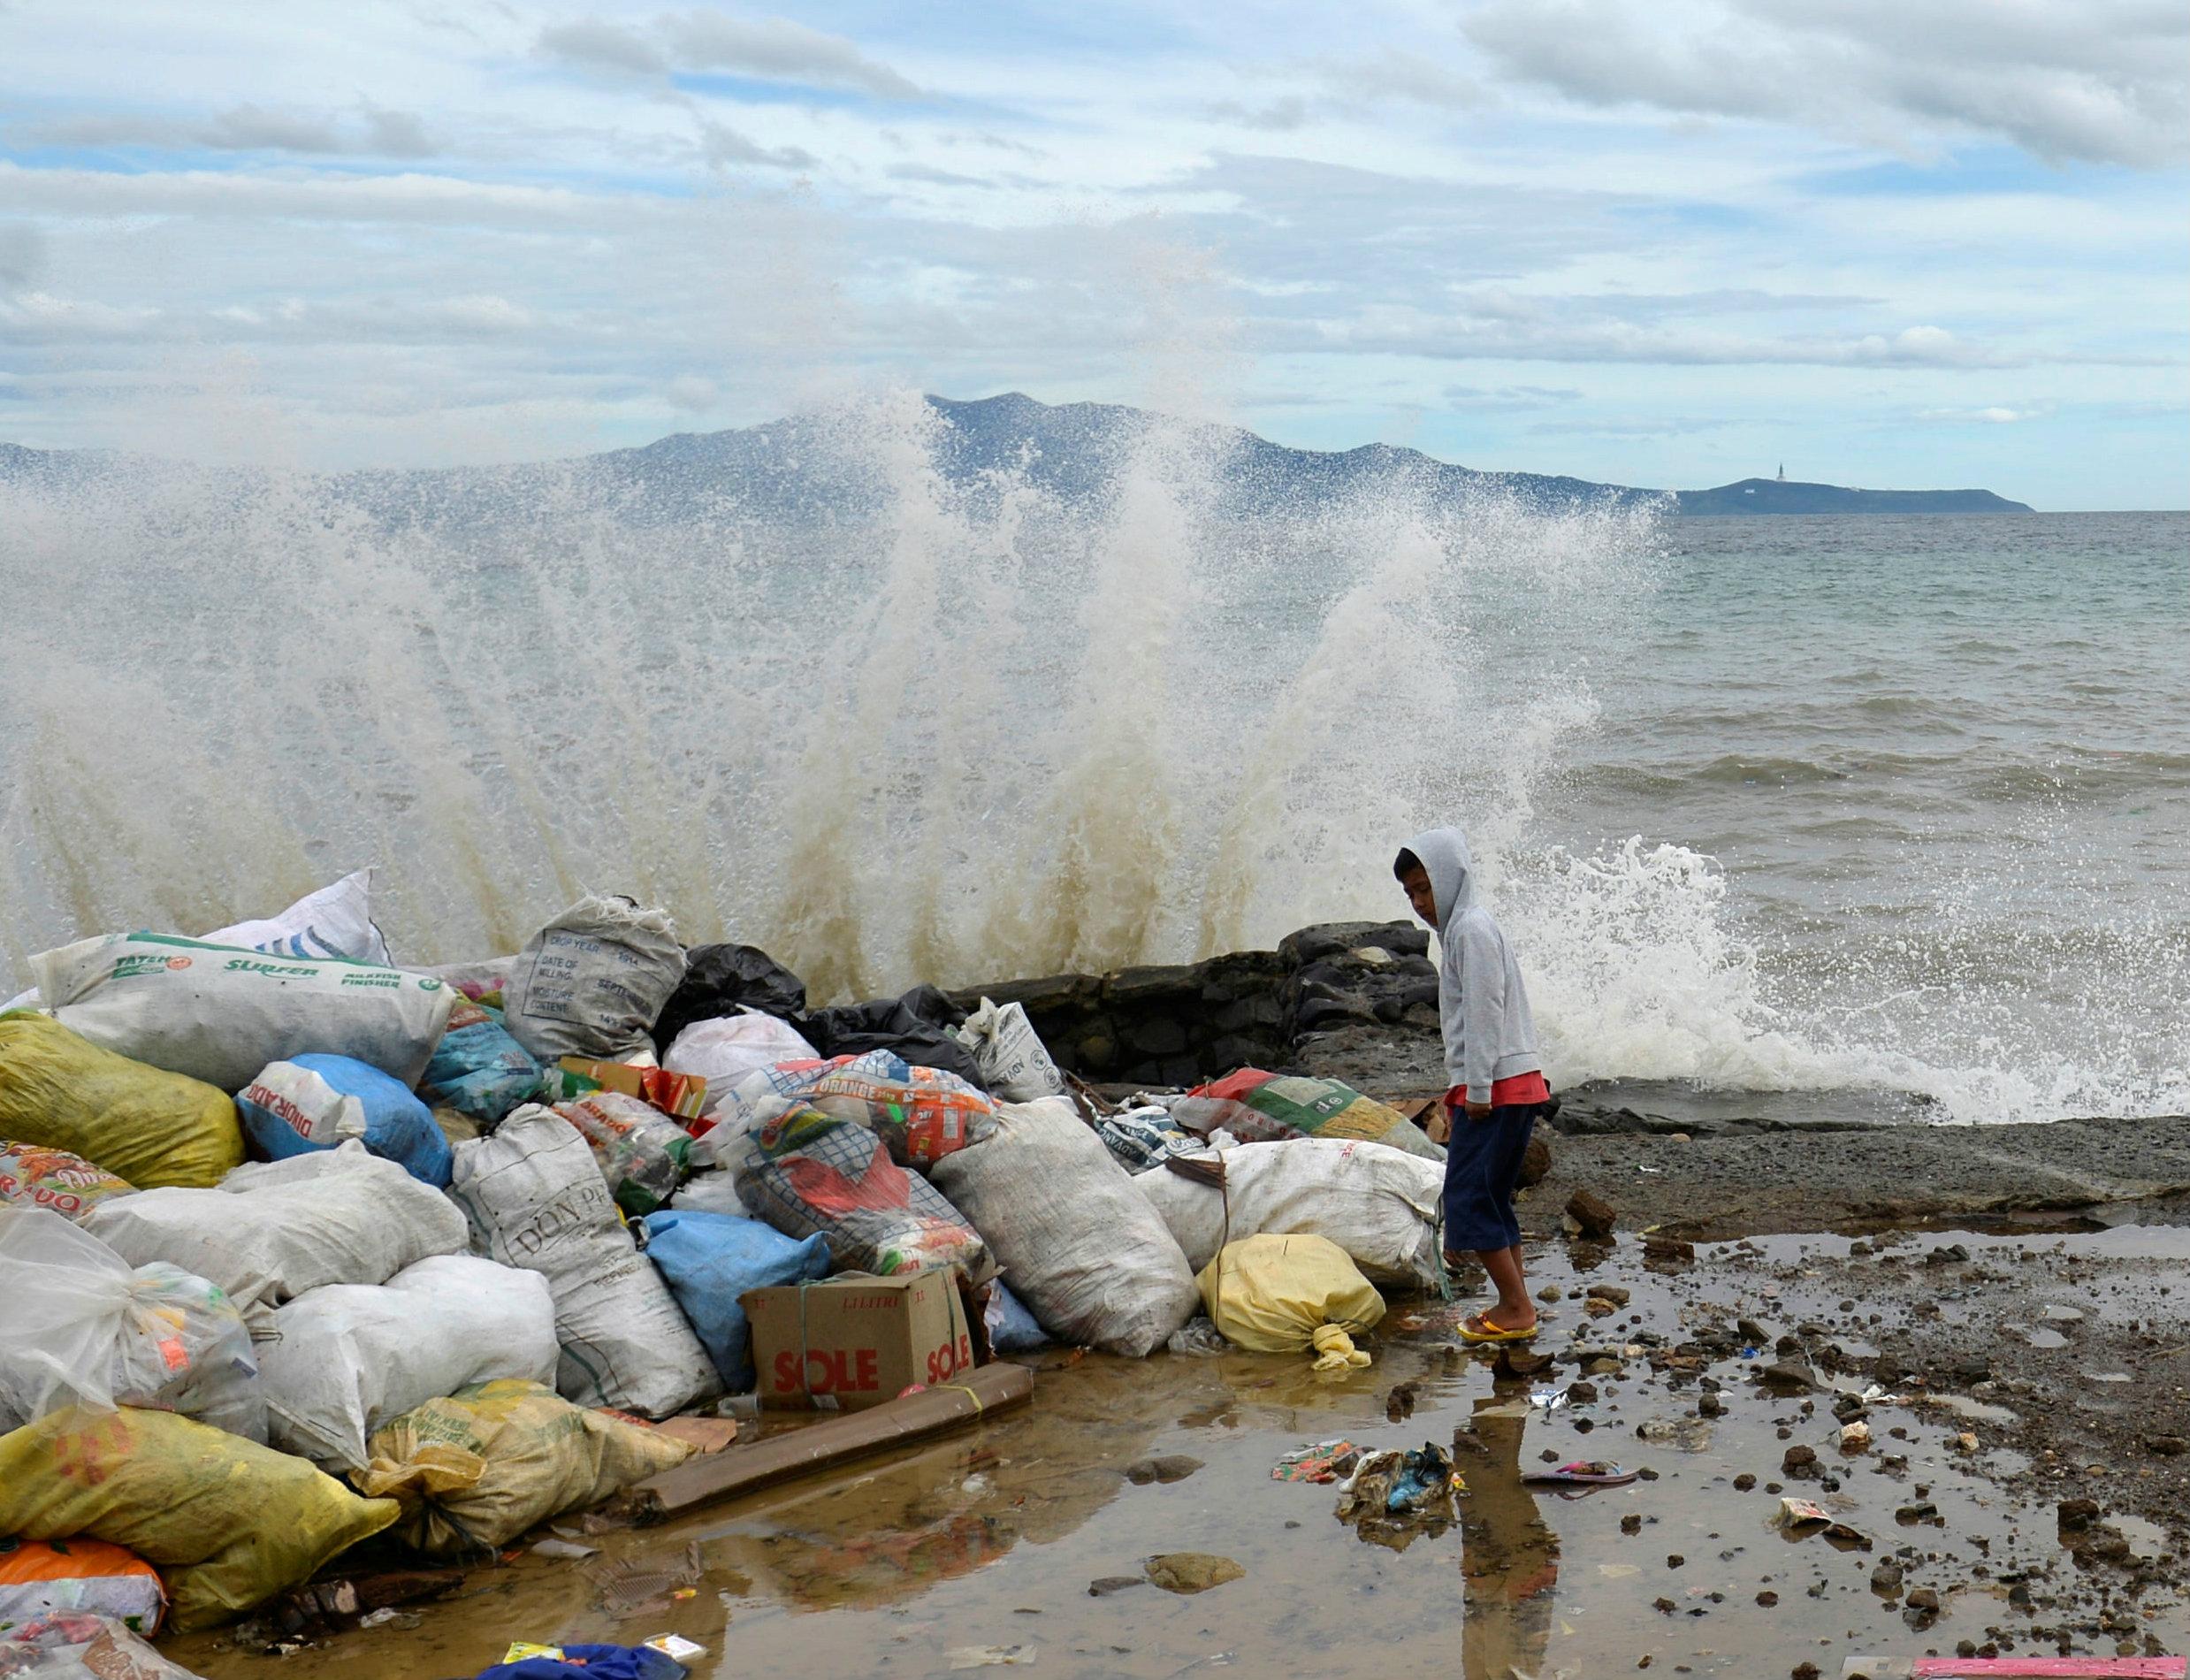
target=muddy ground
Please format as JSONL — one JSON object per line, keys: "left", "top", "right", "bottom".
{"left": 166, "top": 1150, "right": 2190, "bottom": 1680}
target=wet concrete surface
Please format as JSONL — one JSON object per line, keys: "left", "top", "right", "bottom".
{"left": 1528, "top": 1114, "right": 2190, "bottom": 1239}
{"left": 167, "top": 1222, "right": 2190, "bottom": 1680}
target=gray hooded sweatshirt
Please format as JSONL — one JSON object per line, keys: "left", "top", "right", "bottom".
{"left": 1407, "top": 826, "right": 1542, "bottom": 1103}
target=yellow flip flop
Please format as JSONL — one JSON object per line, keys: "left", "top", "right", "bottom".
{"left": 1457, "top": 1313, "right": 1539, "bottom": 1345}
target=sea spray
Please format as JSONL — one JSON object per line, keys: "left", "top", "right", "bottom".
{"left": 4, "top": 401, "right": 2182, "bottom": 1126}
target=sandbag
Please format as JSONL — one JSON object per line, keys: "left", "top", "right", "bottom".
{"left": 419, "top": 1000, "right": 542, "bottom": 1124}
{"left": 256, "top": 1254, "right": 558, "bottom": 1473}
{"left": 663, "top": 1011, "right": 818, "bottom": 1111}
{"left": 448, "top": 1108, "right": 721, "bottom": 1419}
{"left": 0, "top": 1612, "right": 202, "bottom": 1677}
{"left": 0, "top": 1540, "right": 166, "bottom": 1636}
{"left": 1196, "top": 1233, "right": 1385, "bottom": 1355}
{"left": 353, "top": 1379, "right": 691, "bottom": 1558}
{"left": 954, "top": 998, "right": 1064, "bottom": 1103}
{"left": 500, "top": 897, "right": 686, "bottom": 1063}
{"left": 1133, "top": 1138, "right": 1445, "bottom": 1288}
{"left": 554, "top": 1091, "right": 692, "bottom": 1217}
{"left": 83, "top": 1142, "right": 468, "bottom": 1320}
{"left": 638, "top": 1209, "right": 831, "bottom": 1391}
{"left": 928, "top": 1096, "right": 1198, "bottom": 1357}
{"left": 0, "top": 1210, "right": 263, "bottom": 1444}
{"left": 0, "top": 1142, "right": 134, "bottom": 1223}
{"left": 0, "top": 1406, "right": 399, "bottom": 1630}
{"left": 27, "top": 935, "right": 455, "bottom": 1093}
{"left": 802, "top": 985, "right": 985, "bottom": 1089}
{"left": 202, "top": 870, "right": 393, "bottom": 966}
{"left": 652, "top": 943, "right": 807, "bottom": 1055}
{"left": 1189, "top": 1069, "right": 1441, "bottom": 1160}
{"left": 731, "top": 1103, "right": 988, "bottom": 1281}
{"left": 234, "top": 1054, "right": 451, "bottom": 1187}
{"left": 0, "top": 1015, "right": 240, "bottom": 1190}
{"left": 797, "top": 1050, "right": 995, "bottom": 1167}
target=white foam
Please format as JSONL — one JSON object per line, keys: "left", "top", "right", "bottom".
{"left": 3, "top": 396, "right": 2179, "bottom": 1125}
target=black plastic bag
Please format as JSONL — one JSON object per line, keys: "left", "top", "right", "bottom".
{"left": 803, "top": 984, "right": 986, "bottom": 1088}
{"left": 652, "top": 943, "right": 809, "bottom": 1053}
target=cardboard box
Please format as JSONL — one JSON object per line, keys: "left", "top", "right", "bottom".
{"left": 553, "top": 1056, "right": 707, "bottom": 1120}
{"left": 744, "top": 1272, "right": 975, "bottom": 1412}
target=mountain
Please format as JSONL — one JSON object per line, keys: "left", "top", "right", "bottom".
{"left": 0, "top": 393, "right": 2034, "bottom": 516}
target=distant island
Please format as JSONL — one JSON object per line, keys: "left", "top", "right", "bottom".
{"left": 1675, "top": 477, "right": 2032, "bottom": 515}
{"left": 0, "top": 393, "right": 2034, "bottom": 516}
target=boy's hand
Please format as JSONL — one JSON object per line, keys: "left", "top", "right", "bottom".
{"left": 1465, "top": 1101, "right": 1493, "bottom": 1122}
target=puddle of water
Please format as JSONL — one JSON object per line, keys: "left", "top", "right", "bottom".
{"left": 163, "top": 1231, "right": 2190, "bottom": 1680}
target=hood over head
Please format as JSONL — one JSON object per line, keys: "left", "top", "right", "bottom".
{"left": 1405, "top": 826, "right": 1474, "bottom": 939}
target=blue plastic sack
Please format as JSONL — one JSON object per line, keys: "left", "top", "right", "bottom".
{"left": 639, "top": 1207, "right": 831, "bottom": 1390}
{"left": 983, "top": 1279, "right": 1049, "bottom": 1353}
{"left": 473, "top": 1645, "right": 687, "bottom": 1680}
{"left": 234, "top": 1052, "right": 453, "bottom": 1187}
{"left": 420, "top": 1000, "right": 543, "bottom": 1123}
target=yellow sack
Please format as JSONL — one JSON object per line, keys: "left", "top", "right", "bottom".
{"left": 1196, "top": 1233, "right": 1385, "bottom": 1357}
{"left": 0, "top": 1013, "right": 241, "bottom": 1189}
{"left": 0, "top": 1405, "right": 399, "bottom": 1630}
{"left": 353, "top": 1378, "right": 693, "bottom": 1558}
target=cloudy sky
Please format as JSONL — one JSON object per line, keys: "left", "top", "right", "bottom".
{"left": 3, "top": 1, "right": 2184, "bottom": 507}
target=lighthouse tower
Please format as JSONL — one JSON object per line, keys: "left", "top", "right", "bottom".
{"left": 1777, "top": 462, "right": 1786, "bottom": 481}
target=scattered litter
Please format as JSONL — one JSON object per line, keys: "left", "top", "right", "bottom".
{"left": 1271, "top": 1440, "right": 1362, "bottom": 1484}
{"left": 1333, "top": 1443, "right": 1462, "bottom": 1544}
{"left": 1522, "top": 1461, "right": 1640, "bottom": 1487}
{"left": 530, "top": 1539, "right": 599, "bottom": 1561}
{"left": 947, "top": 1645, "right": 1039, "bottom": 1669}
{"left": 1529, "top": 1386, "right": 1570, "bottom": 1412}
{"left": 1775, "top": 1497, "right": 1872, "bottom": 1550}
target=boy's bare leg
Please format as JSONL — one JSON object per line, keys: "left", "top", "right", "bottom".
{"left": 1476, "top": 1244, "right": 1538, "bottom": 1333}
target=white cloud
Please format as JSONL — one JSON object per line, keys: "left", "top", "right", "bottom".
{"left": 660, "top": 12, "right": 923, "bottom": 99}
{"left": 1462, "top": 0, "right": 2190, "bottom": 165}
{"left": 538, "top": 11, "right": 922, "bottom": 99}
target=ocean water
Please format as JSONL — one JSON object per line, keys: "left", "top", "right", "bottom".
{"left": 2, "top": 393, "right": 2183, "bottom": 1124}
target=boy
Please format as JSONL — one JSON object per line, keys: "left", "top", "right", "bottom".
{"left": 1396, "top": 827, "right": 1552, "bottom": 1344}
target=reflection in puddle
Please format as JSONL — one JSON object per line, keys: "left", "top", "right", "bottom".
{"left": 1456, "top": 1396, "right": 1560, "bottom": 1677}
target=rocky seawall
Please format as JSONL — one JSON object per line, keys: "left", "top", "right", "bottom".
{"left": 963, "top": 921, "right": 2190, "bottom": 1241}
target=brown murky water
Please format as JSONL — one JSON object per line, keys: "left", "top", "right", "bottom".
{"left": 167, "top": 1230, "right": 2190, "bottom": 1679}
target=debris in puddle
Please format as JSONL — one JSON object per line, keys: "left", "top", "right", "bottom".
{"left": 1333, "top": 1443, "right": 1462, "bottom": 1543}
{"left": 1774, "top": 1498, "right": 1871, "bottom": 1550}
{"left": 945, "top": 1645, "right": 1037, "bottom": 1669}
{"left": 530, "top": 1538, "right": 599, "bottom": 1561}
{"left": 1270, "top": 1439, "right": 1362, "bottom": 1483}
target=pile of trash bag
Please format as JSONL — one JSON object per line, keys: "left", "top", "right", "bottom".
{"left": 0, "top": 867, "right": 1448, "bottom": 1659}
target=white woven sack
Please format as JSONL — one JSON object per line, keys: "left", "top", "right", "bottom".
{"left": 257, "top": 1253, "right": 557, "bottom": 1471}
{"left": 447, "top": 1106, "right": 721, "bottom": 1418}
{"left": 1133, "top": 1138, "right": 1444, "bottom": 1289}
{"left": 930, "top": 1096, "right": 1197, "bottom": 1357}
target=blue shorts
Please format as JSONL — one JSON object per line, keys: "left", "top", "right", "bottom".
{"left": 1442, "top": 1101, "right": 1550, "bottom": 1254}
